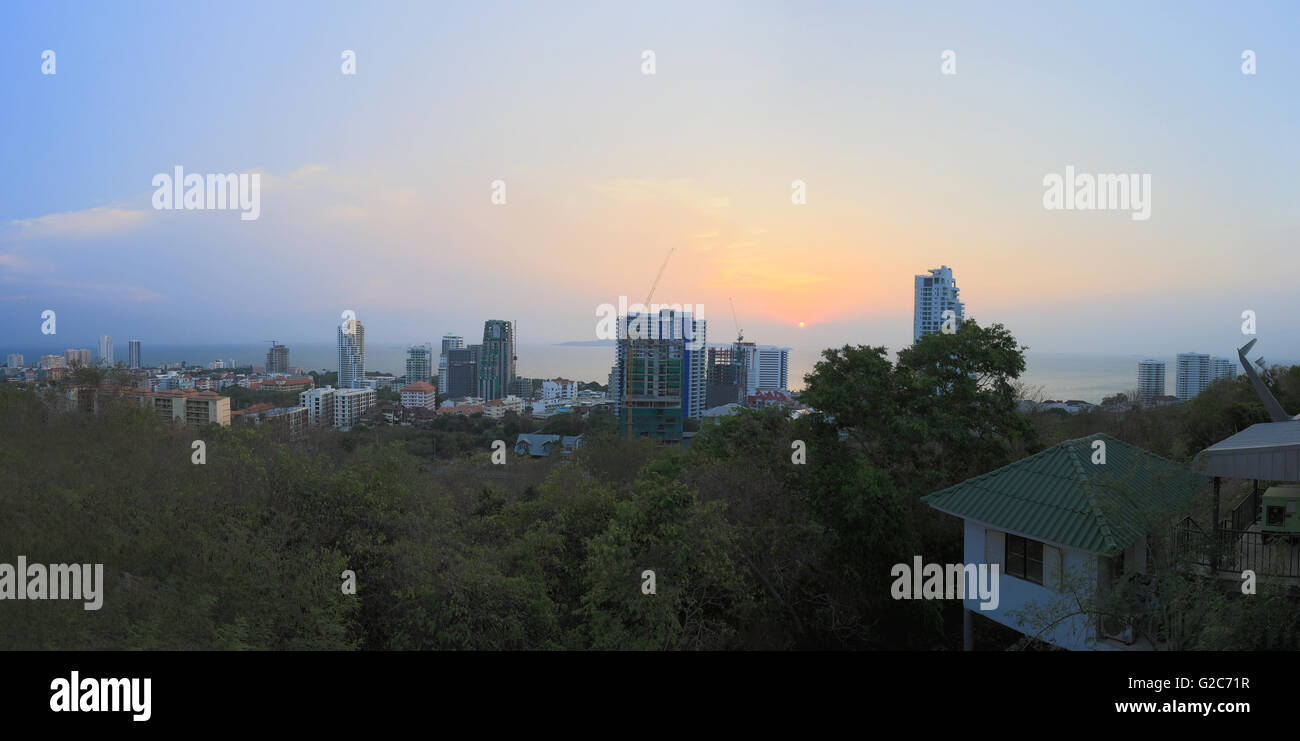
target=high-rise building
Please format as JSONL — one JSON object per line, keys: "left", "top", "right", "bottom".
{"left": 706, "top": 345, "right": 745, "bottom": 408}
{"left": 98, "top": 335, "right": 114, "bottom": 367}
{"left": 6, "top": 354, "right": 23, "bottom": 368}
{"left": 732, "top": 344, "right": 789, "bottom": 395}
{"left": 128, "top": 340, "right": 142, "bottom": 369}
{"left": 1137, "top": 360, "right": 1166, "bottom": 406}
{"left": 40, "top": 354, "right": 67, "bottom": 370}
{"left": 1210, "top": 356, "right": 1236, "bottom": 384}
{"left": 477, "top": 320, "right": 516, "bottom": 401}
{"left": 266, "top": 343, "right": 290, "bottom": 375}
{"left": 438, "top": 334, "right": 464, "bottom": 394}
{"left": 63, "top": 348, "right": 91, "bottom": 366}
{"left": 913, "top": 266, "right": 964, "bottom": 342}
{"left": 1176, "top": 353, "right": 1210, "bottom": 401}
{"left": 447, "top": 345, "right": 480, "bottom": 399}
{"left": 406, "top": 344, "right": 433, "bottom": 384}
{"left": 616, "top": 337, "right": 685, "bottom": 441}
{"left": 614, "top": 309, "right": 707, "bottom": 440}
{"left": 1176, "top": 353, "right": 1236, "bottom": 401}
{"left": 338, "top": 318, "right": 366, "bottom": 389}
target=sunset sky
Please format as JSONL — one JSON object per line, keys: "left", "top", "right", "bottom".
{"left": 3, "top": 0, "right": 1298, "bottom": 359}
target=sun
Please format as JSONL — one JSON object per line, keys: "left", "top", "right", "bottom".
{"left": 797, "top": 321, "right": 806, "bottom": 328}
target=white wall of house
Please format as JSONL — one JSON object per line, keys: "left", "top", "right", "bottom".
{"left": 962, "top": 520, "right": 1102, "bottom": 651}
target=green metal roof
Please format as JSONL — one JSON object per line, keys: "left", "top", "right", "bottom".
{"left": 921, "top": 433, "right": 1209, "bottom": 555}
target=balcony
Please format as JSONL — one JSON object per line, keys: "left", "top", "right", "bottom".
{"left": 1175, "top": 517, "right": 1300, "bottom": 580}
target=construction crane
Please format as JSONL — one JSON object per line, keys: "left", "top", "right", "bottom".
{"left": 729, "top": 297, "right": 743, "bottom": 343}
{"left": 644, "top": 248, "right": 675, "bottom": 308}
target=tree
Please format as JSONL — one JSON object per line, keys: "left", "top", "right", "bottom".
{"left": 577, "top": 462, "right": 752, "bottom": 649}
{"left": 801, "top": 319, "right": 1037, "bottom": 494}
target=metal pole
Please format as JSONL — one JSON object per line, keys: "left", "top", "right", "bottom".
{"left": 1211, "top": 476, "right": 1221, "bottom": 571}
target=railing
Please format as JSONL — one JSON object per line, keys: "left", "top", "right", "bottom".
{"left": 1175, "top": 521, "right": 1300, "bottom": 578}
{"left": 1229, "top": 486, "right": 1261, "bottom": 534}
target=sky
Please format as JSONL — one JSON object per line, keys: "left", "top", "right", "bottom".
{"left": 2, "top": 0, "right": 1298, "bottom": 363}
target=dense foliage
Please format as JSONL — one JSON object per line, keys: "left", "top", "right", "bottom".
{"left": 2, "top": 322, "right": 1296, "bottom": 650}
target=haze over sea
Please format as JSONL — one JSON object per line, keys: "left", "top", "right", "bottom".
{"left": 11, "top": 341, "right": 1286, "bottom": 405}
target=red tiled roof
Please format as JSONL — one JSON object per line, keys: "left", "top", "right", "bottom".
{"left": 436, "top": 404, "right": 484, "bottom": 415}
{"left": 402, "top": 381, "right": 436, "bottom": 393}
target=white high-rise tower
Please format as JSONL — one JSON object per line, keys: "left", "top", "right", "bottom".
{"left": 338, "top": 318, "right": 366, "bottom": 389}
{"left": 913, "top": 266, "right": 964, "bottom": 342}
{"left": 98, "top": 335, "right": 114, "bottom": 367}
{"left": 1137, "top": 360, "right": 1166, "bottom": 406}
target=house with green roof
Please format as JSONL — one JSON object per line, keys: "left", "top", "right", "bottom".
{"left": 922, "top": 433, "right": 1209, "bottom": 650}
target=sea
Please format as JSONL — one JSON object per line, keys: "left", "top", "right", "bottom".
{"left": 8, "top": 341, "right": 1268, "bottom": 405}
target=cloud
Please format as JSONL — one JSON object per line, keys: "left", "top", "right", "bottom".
{"left": 587, "top": 178, "right": 731, "bottom": 211}
{"left": 45, "top": 280, "right": 165, "bottom": 303}
{"left": 6, "top": 207, "right": 151, "bottom": 240}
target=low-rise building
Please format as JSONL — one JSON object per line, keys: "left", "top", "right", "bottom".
{"left": 514, "top": 433, "right": 585, "bottom": 458}
{"left": 299, "top": 387, "right": 336, "bottom": 427}
{"left": 234, "top": 404, "right": 307, "bottom": 441}
{"left": 334, "top": 388, "right": 377, "bottom": 431}
{"left": 484, "top": 395, "right": 525, "bottom": 420}
{"left": 359, "top": 375, "right": 400, "bottom": 391}
{"left": 102, "top": 387, "right": 233, "bottom": 428}
{"left": 400, "top": 381, "right": 438, "bottom": 410}
{"left": 747, "top": 389, "right": 794, "bottom": 408}
{"left": 922, "top": 433, "right": 1208, "bottom": 650}
{"left": 436, "top": 403, "right": 485, "bottom": 417}
{"left": 542, "top": 378, "right": 577, "bottom": 401}
{"left": 250, "top": 376, "right": 314, "bottom": 393}
{"left": 530, "top": 397, "right": 574, "bottom": 418}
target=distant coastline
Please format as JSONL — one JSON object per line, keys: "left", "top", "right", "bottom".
{"left": 7, "top": 342, "right": 1294, "bottom": 406}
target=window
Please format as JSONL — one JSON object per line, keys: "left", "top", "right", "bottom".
{"left": 1005, "top": 534, "right": 1045, "bottom": 585}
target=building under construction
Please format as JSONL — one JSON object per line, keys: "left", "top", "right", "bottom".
{"left": 706, "top": 343, "right": 751, "bottom": 408}
{"left": 616, "top": 337, "right": 684, "bottom": 442}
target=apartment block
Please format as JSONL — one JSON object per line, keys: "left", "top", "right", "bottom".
{"left": 406, "top": 344, "right": 433, "bottom": 384}
{"left": 299, "top": 386, "right": 337, "bottom": 427}
{"left": 542, "top": 378, "right": 577, "bottom": 400}
{"left": 334, "top": 387, "right": 377, "bottom": 431}
{"left": 400, "top": 381, "right": 438, "bottom": 410}
{"left": 1137, "top": 360, "right": 1166, "bottom": 406}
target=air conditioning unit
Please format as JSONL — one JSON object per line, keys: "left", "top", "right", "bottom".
{"left": 1261, "top": 485, "right": 1300, "bottom": 539}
